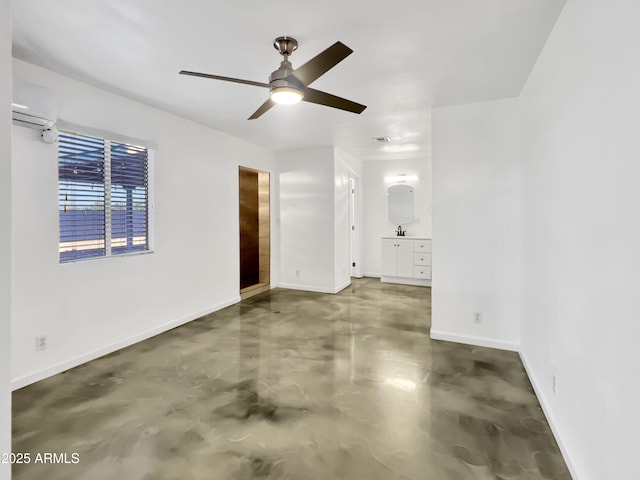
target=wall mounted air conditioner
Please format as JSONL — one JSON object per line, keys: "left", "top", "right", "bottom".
{"left": 12, "top": 78, "right": 57, "bottom": 137}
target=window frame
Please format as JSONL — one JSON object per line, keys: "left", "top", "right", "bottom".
{"left": 58, "top": 129, "right": 155, "bottom": 264}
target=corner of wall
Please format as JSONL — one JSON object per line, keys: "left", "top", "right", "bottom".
{"left": 0, "top": 0, "right": 12, "bottom": 476}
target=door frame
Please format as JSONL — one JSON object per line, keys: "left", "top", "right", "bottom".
{"left": 349, "top": 175, "right": 362, "bottom": 278}
{"left": 239, "top": 166, "right": 270, "bottom": 299}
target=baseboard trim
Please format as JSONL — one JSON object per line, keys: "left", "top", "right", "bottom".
{"left": 333, "top": 280, "right": 351, "bottom": 294}
{"left": 519, "top": 349, "right": 579, "bottom": 480}
{"left": 429, "top": 329, "right": 518, "bottom": 352}
{"left": 381, "top": 276, "right": 430, "bottom": 287}
{"left": 11, "top": 296, "right": 241, "bottom": 391}
{"left": 277, "top": 282, "right": 344, "bottom": 294}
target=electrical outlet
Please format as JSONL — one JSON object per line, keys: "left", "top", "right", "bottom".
{"left": 473, "top": 312, "right": 483, "bottom": 324}
{"left": 35, "top": 335, "right": 47, "bottom": 351}
{"left": 552, "top": 375, "right": 558, "bottom": 395}
{"left": 295, "top": 269, "right": 300, "bottom": 278}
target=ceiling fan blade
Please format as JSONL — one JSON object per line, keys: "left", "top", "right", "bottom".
{"left": 248, "top": 98, "right": 276, "bottom": 120}
{"left": 179, "top": 70, "right": 268, "bottom": 88}
{"left": 302, "top": 88, "right": 366, "bottom": 114}
{"left": 289, "top": 41, "right": 353, "bottom": 86}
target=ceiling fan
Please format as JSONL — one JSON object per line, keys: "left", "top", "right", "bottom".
{"left": 179, "top": 36, "right": 367, "bottom": 120}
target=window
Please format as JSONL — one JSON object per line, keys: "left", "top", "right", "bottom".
{"left": 59, "top": 131, "right": 151, "bottom": 262}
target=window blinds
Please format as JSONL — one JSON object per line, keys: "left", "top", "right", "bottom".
{"left": 58, "top": 131, "right": 149, "bottom": 262}
{"left": 59, "top": 132, "right": 106, "bottom": 262}
{"left": 110, "top": 142, "right": 149, "bottom": 255}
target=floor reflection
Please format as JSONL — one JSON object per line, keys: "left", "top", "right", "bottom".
{"left": 12, "top": 278, "right": 570, "bottom": 479}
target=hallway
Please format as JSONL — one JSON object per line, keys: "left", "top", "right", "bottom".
{"left": 12, "top": 279, "right": 569, "bottom": 479}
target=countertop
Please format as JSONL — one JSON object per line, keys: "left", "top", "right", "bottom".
{"left": 381, "top": 235, "right": 431, "bottom": 240}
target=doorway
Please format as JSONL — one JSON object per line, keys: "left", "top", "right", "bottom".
{"left": 239, "top": 166, "right": 270, "bottom": 299}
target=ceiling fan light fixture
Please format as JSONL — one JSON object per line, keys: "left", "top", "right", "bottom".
{"left": 269, "top": 61, "right": 304, "bottom": 105}
{"left": 270, "top": 86, "right": 303, "bottom": 105}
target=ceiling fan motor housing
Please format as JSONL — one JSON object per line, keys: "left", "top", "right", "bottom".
{"left": 269, "top": 60, "right": 304, "bottom": 101}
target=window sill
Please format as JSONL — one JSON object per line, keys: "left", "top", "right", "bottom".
{"left": 59, "top": 249, "right": 154, "bottom": 265}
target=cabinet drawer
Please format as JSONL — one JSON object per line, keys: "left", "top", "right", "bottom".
{"left": 414, "top": 266, "right": 431, "bottom": 279}
{"left": 414, "top": 253, "right": 431, "bottom": 266}
{"left": 413, "top": 240, "right": 432, "bottom": 253}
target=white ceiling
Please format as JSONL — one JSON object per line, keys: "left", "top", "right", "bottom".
{"left": 11, "top": 0, "right": 565, "bottom": 161}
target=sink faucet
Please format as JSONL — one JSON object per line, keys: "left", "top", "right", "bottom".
{"left": 397, "top": 225, "right": 404, "bottom": 236}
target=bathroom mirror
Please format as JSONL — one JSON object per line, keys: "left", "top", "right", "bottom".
{"left": 388, "top": 184, "right": 414, "bottom": 224}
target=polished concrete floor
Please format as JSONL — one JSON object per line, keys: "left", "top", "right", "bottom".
{"left": 12, "top": 279, "right": 570, "bottom": 479}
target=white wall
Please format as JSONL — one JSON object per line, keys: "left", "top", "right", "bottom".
{"left": 277, "top": 147, "right": 357, "bottom": 294}
{"left": 431, "top": 98, "right": 521, "bottom": 351}
{"left": 11, "top": 59, "right": 278, "bottom": 388}
{"left": 518, "top": 0, "right": 640, "bottom": 478}
{"left": 0, "top": 0, "right": 11, "bottom": 477}
{"left": 278, "top": 147, "right": 336, "bottom": 292}
{"left": 361, "top": 158, "right": 431, "bottom": 276}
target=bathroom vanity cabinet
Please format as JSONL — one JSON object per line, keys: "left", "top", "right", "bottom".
{"left": 380, "top": 237, "right": 431, "bottom": 286}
